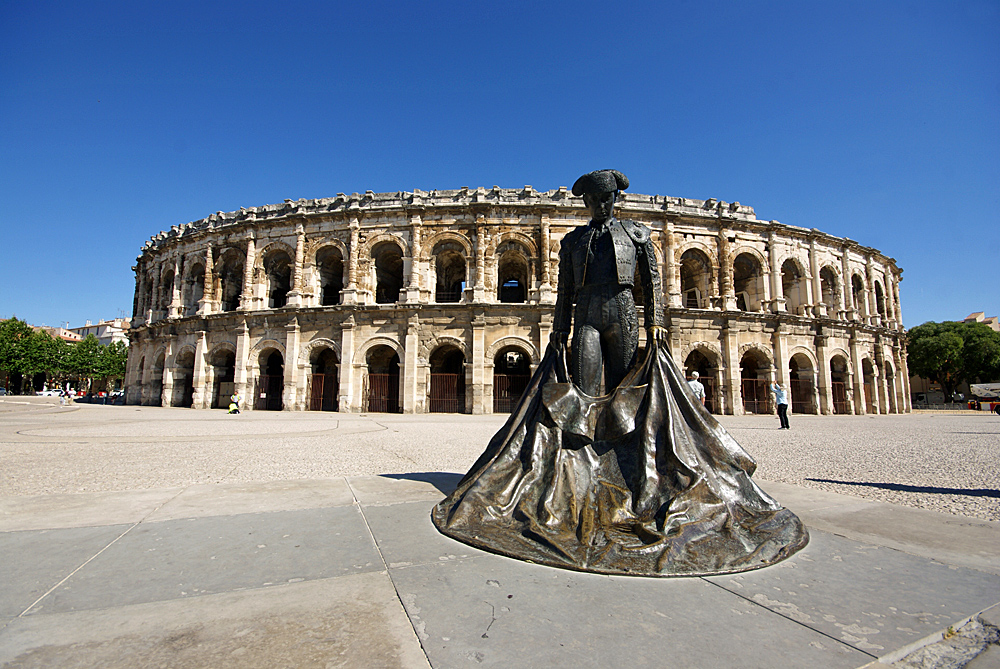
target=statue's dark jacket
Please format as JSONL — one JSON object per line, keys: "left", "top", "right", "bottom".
{"left": 553, "top": 217, "right": 664, "bottom": 333}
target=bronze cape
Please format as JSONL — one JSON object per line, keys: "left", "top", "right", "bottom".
{"left": 431, "top": 339, "right": 808, "bottom": 577}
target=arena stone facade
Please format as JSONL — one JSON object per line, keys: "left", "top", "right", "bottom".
{"left": 125, "top": 186, "right": 909, "bottom": 416}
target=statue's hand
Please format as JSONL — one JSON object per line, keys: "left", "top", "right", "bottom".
{"left": 647, "top": 326, "right": 668, "bottom": 344}
{"left": 550, "top": 331, "right": 569, "bottom": 348}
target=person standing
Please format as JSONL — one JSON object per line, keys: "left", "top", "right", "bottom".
{"left": 771, "top": 382, "right": 789, "bottom": 429}
{"left": 687, "top": 371, "right": 706, "bottom": 406}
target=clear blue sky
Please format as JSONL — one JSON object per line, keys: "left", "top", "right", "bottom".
{"left": 2, "top": 0, "right": 997, "bottom": 329}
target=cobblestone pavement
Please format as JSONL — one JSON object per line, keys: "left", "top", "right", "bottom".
{"left": 2, "top": 398, "right": 998, "bottom": 521}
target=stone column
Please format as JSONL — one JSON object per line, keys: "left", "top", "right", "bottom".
{"left": 538, "top": 211, "right": 553, "bottom": 303}
{"left": 815, "top": 333, "right": 832, "bottom": 415}
{"left": 768, "top": 230, "right": 785, "bottom": 313}
{"left": 898, "top": 345, "right": 912, "bottom": 412}
{"left": 169, "top": 257, "right": 183, "bottom": 319}
{"left": 240, "top": 236, "right": 256, "bottom": 311}
{"left": 663, "top": 220, "right": 681, "bottom": 308}
{"left": 148, "top": 270, "right": 159, "bottom": 322}
{"left": 721, "top": 322, "right": 742, "bottom": 415}
{"left": 865, "top": 256, "right": 878, "bottom": 326}
{"left": 892, "top": 278, "right": 904, "bottom": 330}
{"left": 841, "top": 246, "right": 855, "bottom": 320}
{"left": 134, "top": 271, "right": 146, "bottom": 326}
{"left": 341, "top": 217, "right": 361, "bottom": 305}
{"left": 140, "top": 344, "right": 154, "bottom": 405}
{"left": 403, "top": 313, "right": 420, "bottom": 414}
{"left": 471, "top": 309, "right": 486, "bottom": 414}
{"left": 161, "top": 335, "right": 176, "bottom": 407}
{"left": 198, "top": 246, "right": 214, "bottom": 316}
{"left": 717, "top": 227, "right": 735, "bottom": 310}
{"left": 191, "top": 332, "right": 208, "bottom": 409}
{"left": 234, "top": 319, "right": 251, "bottom": 409}
{"left": 849, "top": 335, "right": 866, "bottom": 414}
{"left": 286, "top": 224, "right": 306, "bottom": 307}
{"left": 339, "top": 315, "right": 356, "bottom": 412}
{"left": 283, "top": 318, "right": 300, "bottom": 411}
{"left": 809, "top": 238, "right": 825, "bottom": 317}
{"left": 405, "top": 214, "right": 422, "bottom": 303}
{"left": 473, "top": 215, "right": 487, "bottom": 303}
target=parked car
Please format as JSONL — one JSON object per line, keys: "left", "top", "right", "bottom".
{"left": 36, "top": 389, "right": 61, "bottom": 396}
{"left": 0, "top": 388, "right": 7, "bottom": 395}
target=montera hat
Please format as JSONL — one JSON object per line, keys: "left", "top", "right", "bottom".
{"left": 572, "top": 169, "right": 629, "bottom": 196}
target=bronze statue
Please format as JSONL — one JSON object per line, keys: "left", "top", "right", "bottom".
{"left": 432, "top": 170, "right": 807, "bottom": 577}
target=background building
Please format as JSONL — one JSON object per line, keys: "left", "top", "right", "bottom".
{"left": 125, "top": 187, "right": 908, "bottom": 415}
{"left": 70, "top": 318, "right": 130, "bottom": 346}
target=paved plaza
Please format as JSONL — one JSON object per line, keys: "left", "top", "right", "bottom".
{"left": 1, "top": 398, "right": 998, "bottom": 667}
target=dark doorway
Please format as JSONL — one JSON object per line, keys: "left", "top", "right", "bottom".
{"left": 429, "top": 346, "right": 466, "bottom": 413}
{"left": 493, "top": 347, "right": 530, "bottom": 413}
{"left": 255, "top": 351, "right": 284, "bottom": 410}
{"left": 309, "top": 348, "right": 339, "bottom": 412}
{"left": 365, "top": 346, "right": 400, "bottom": 413}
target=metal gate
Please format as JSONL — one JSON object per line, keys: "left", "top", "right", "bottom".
{"left": 790, "top": 379, "right": 814, "bottom": 414}
{"left": 365, "top": 373, "right": 400, "bottom": 413}
{"left": 741, "top": 379, "right": 771, "bottom": 414}
{"left": 702, "top": 377, "right": 717, "bottom": 414}
{"left": 493, "top": 374, "right": 529, "bottom": 413}
{"left": 864, "top": 382, "right": 875, "bottom": 414}
{"left": 254, "top": 375, "right": 283, "bottom": 411}
{"left": 429, "top": 373, "right": 465, "bottom": 413}
{"left": 831, "top": 381, "right": 849, "bottom": 414}
{"left": 308, "top": 373, "right": 339, "bottom": 412}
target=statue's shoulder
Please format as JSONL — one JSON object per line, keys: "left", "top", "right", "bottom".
{"left": 620, "top": 218, "right": 651, "bottom": 243}
{"left": 560, "top": 225, "right": 589, "bottom": 247}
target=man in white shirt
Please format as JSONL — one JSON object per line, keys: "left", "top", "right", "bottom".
{"left": 687, "top": 371, "right": 706, "bottom": 406}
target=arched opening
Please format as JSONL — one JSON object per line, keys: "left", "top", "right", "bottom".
{"left": 183, "top": 263, "right": 205, "bottom": 316}
{"left": 372, "top": 242, "right": 403, "bottom": 304}
{"left": 820, "top": 267, "right": 840, "bottom": 317}
{"left": 874, "top": 281, "right": 887, "bottom": 320}
{"left": 493, "top": 346, "right": 530, "bottom": 413}
{"left": 680, "top": 249, "right": 711, "bottom": 309}
{"left": 308, "top": 347, "right": 340, "bottom": 412}
{"left": 781, "top": 259, "right": 807, "bottom": 315}
{"left": 150, "top": 351, "right": 165, "bottom": 406}
{"left": 740, "top": 350, "right": 771, "bottom": 414}
{"left": 316, "top": 247, "right": 344, "bottom": 306}
{"left": 160, "top": 270, "right": 175, "bottom": 313}
{"left": 143, "top": 277, "right": 154, "bottom": 317}
{"left": 684, "top": 349, "right": 718, "bottom": 414}
{"left": 264, "top": 250, "right": 292, "bottom": 309}
{"left": 254, "top": 350, "right": 284, "bottom": 411}
{"left": 733, "top": 253, "right": 765, "bottom": 312}
{"left": 365, "top": 345, "right": 401, "bottom": 413}
{"left": 429, "top": 345, "right": 466, "bottom": 413}
{"left": 862, "top": 358, "right": 876, "bottom": 413}
{"left": 830, "top": 355, "right": 850, "bottom": 414}
{"left": 852, "top": 274, "right": 866, "bottom": 320}
{"left": 788, "top": 353, "right": 816, "bottom": 414}
{"left": 210, "top": 349, "right": 236, "bottom": 409}
{"left": 172, "top": 350, "right": 195, "bottom": 408}
{"left": 497, "top": 243, "right": 529, "bottom": 303}
{"left": 216, "top": 250, "right": 244, "bottom": 312}
{"left": 434, "top": 242, "right": 466, "bottom": 303}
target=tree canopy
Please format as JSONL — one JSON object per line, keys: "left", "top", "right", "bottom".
{"left": 0, "top": 318, "right": 128, "bottom": 394}
{"left": 907, "top": 321, "right": 1000, "bottom": 401}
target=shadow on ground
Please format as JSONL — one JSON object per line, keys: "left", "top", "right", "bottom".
{"left": 806, "top": 477, "right": 1000, "bottom": 498}
{"left": 380, "top": 472, "right": 462, "bottom": 495}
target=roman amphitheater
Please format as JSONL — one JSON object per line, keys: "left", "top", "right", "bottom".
{"left": 125, "top": 185, "right": 909, "bottom": 416}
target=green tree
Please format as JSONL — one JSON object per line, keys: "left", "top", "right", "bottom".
{"left": 96, "top": 340, "right": 128, "bottom": 390}
{"left": 907, "top": 321, "right": 1000, "bottom": 401}
{"left": 67, "top": 334, "right": 103, "bottom": 392}
{"left": 0, "top": 318, "right": 37, "bottom": 393}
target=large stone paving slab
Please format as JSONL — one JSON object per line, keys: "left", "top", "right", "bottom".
{"left": 0, "top": 573, "right": 429, "bottom": 668}
{"left": 706, "top": 531, "right": 1000, "bottom": 656}
{"left": 22, "top": 506, "right": 382, "bottom": 615}
{"left": 387, "top": 555, "right": 871, "bottom": 668}
{"left": 144, "top": 479, "right": 355, "bottom": 522}
{"left": 0, "top": 524, "right": 130, "bottom": 618}
{"left": 0, "top": 489, "right": 182, "bottom": 532}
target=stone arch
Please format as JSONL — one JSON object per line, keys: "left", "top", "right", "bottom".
{"left": 430, "top": 238, "right": 468, "bottom": 303}
{"left": 254, "top": 241, "right": 296, "bottom": 268}
{"left": 495, "top": 238, "right": 532, "bottom": 303}
{"left": 248, "top": 339, "right": 286, "bottom": 373}
{"left": 314, "top": 243, "right": 346, "bottom": 306}
{"left": 299, "top": 337, "right": 342, "bottom": 366}
{"left": 486, "top": 230, "right": 537, "bottom": 258}
{"left": 308, "top": 237, "right": 348, "bottom": 260}
{"left": 366, "top": 237, "right": 405, "bottom": 304}
{"left": 214, "top": 247, "right": 245, "bottom": 313}
{"left": 738, "top": 342, "right": 774, "bottom": 366}
{"left": 419, "top": 334, "right": 469, "bottom": 364}
{"left": 787, "top": 346, "right": 819, "bottom": 371}
{"left": 676, "top": 240, "right": 718, "bottom": 267}
{"left": 827, "top": 347, "right": 853, "bottom": 375}
{"left": 678, "top": 246, "right": 714, "bottom": 309}
{"left": 486, "top": 335, "right": 540, "bottom": 365}
{"left": 819, "top": 265, "right": 841, "bottom": 315}
{"left": 354, "top": 336, "right": 405, "bottom": 366}
{"left": 258, "top": 243, "right": 294, "bottom": 309}
{"left": 182, "top": 257, "right": 205, "bottom": 315}
{"left": 420, "top": 231, "right": 473, "bottom": 261}
{"left": 361, "top": 232, "right": 407, "bottom": 259}
{"left": 679, "top": 341, "right": 723, "bottom": 366}
{"left": 172, "top": 344, "right": 197, "bottom": 367}
{"left": 780, "top": 255, "right": 810, "bottom": 315}
{"left": 731, "top": 250, "right": 768, "bottom": 312}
